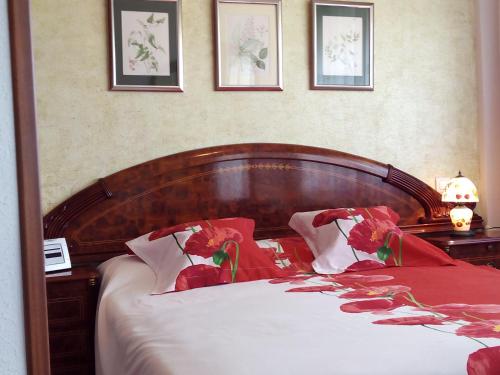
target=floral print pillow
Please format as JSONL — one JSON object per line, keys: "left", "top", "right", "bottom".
{"left": 289, "top": 207, "right": 454, "bottom": 274}
{"left": 126, "top": 218, "right": 288, "bottom": 294}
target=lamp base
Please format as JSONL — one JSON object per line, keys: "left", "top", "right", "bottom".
{"left": 450, "top": 230, "right": 476, "bottom": 237}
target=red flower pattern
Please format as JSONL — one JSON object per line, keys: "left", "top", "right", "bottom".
{"left": 340, "top": 298, "right": 406, "bottom": 313}
{"left": 184, "top": 226, "right": 243, "bottom": 258}
{"left": 286, "top": 285, "right": 338, "bottom": 293}
{"left": 269, "top": 275, "right": 316, "bottom": 284}
{"left": 326, "top": 274, "right": 394, "bottom": 284}
{"left": 259, "top": 247, "right": 280, "bottom": 262}
{"left": 149, "top": 223, "right": 195, "bottom": 241}
{"left": 312, "top": 206, "right": 400, "bottom": 228}
{"left": 368, "top": 206, "right": 400, "bottom": 223}
{"left": 467, "top": 346, "right": 500, "bottom": 375}
{"left": 372, "top": 316, "right": 446, "bottom": 325}
{"left": 347, "top": 219, "right": 402, "bottom": 254}
{"left": 312, "top": 208, "right": 359, "bottom": 227}
{"left": 278, "top": 237, "right": 315, "bottom": 273}
{"left": 174, "top": 264, "right": 229, "bottom": 291}
{"left": 260, "top": 237, "right": 315, "bottom": 274}
{"left": 456, "top": 320, "right": 500, "bottom": 339}
{"left": 345, "top": 260, "right": 386, "bottom": 272}
{"left": 274, "top": 269, "right": 500, "bottom": 375}
{"left": 339, "top": 285, "right": 411, "bottom": 299}
{"left": 423, "top": 303, "right": 500, "bottom": 319}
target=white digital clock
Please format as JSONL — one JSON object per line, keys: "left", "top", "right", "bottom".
{"left": 43, "top": 238, "right": 72, "bottom": 272}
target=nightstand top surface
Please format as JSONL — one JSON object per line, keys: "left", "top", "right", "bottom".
{"left": 46, "top": 265, "right": 99, "bottom": 283}
{"left": 425, "top": 229, "right": 500, "bottom": 246}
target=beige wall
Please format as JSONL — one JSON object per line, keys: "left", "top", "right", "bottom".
{"left": 33, "top": 0, "right": 479, "bottom": 214}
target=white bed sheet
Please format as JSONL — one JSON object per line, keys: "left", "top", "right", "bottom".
{"left": 95, "top": 255, "right": 490, "bottom": 375}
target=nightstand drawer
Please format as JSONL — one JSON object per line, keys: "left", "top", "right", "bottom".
{"left": 446, "top": 243, "right": 500, "bottom": 259}
{"left": 47, "top": 280, "right": 89, "bottom": 328}
{"left": 422, "top": 230, "right": 500, "bottom": 269}
{"left": 49, "top": 329, "right": 89, "bottom": 361}
{"left": 464, "top": 257, "right": 500, "bottom": 268}
{"left": 48, "top": 296, "right": 85, "bottom": 326}
{"left": 47, "top": 279, "right": 87, "bottom": 299}
{"left": 49, "top": 329, "right": 93, "bottom": 375}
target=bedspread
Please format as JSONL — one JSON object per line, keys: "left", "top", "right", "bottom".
{"left": 96, "top": 255, "right": 500, "bottom": 375}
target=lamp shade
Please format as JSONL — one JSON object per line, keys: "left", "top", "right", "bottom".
{"left": 441, "top": 172, "right": 479, "bottom": 203}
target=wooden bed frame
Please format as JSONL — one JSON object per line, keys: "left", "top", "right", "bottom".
{"left": 43, "top": 143, "right": 483, "bottom": 266}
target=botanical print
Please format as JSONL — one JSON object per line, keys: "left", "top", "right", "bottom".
{"left": 150, "top": 223, "right": 242, "bottom": 291}
{"left": 271, "top": 274, "right": 500, "bottom": 374}
{"left": 121, "top": 11, "right": 170, "bottom": 76}
{"left": 322, "top": 16, "right": 363, "bottom": 76}
{"left": 226, "top": 15, "right": 270, "bottom": 85}
{"left": 313, "top": 207, "right": 402, "bottom": 272}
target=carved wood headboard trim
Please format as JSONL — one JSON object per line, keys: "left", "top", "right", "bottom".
{"left": 43, "top": 143, "right": 482, "bottom": 265}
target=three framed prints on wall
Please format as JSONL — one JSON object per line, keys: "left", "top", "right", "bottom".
{"left": 109, "top": 0, "right": 374, "bottom": 92}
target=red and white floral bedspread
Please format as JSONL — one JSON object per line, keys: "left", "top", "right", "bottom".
{"left": 96, "top": 255, "right": 500, "bottom": 375}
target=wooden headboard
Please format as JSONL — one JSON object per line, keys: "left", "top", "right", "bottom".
{"left": 43, "top": 143, "right": 482, "bottom": 266}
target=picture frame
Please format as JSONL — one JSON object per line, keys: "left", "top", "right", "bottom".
{"left": 312, "top": 1, "right": 374, "bottom": 90}
{"left": 214, "top": 0, "right": 283, "bottom": 91}
{"left": 109, "top": 0, "right": 183, "bottom": 91}
{"left": 43, "top": 238, "right": 72, "bottom": 273}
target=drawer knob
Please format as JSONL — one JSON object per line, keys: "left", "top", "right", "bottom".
{"left": 487, "top": 244, "right": 494, "bottom": 251}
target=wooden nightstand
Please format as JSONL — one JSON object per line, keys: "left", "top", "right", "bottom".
{"left": 46, "top": 266, "right": 100, "bottom": 375}
{"left": 423, "top": 230, "right": 500, "bottom": 268}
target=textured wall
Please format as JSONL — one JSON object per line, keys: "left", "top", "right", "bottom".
{"left": 0, "top": 0, "right": 27, "bottom": 373}
{"left": 32, "top": 0, "right": 479, "bottom": 213}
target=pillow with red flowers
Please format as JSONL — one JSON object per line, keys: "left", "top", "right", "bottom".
{"left": 256, "top": 236, "right": 315, "bottom": 274}
{"left": 289, "top": 207, "right": 455, "bottom": 274}
{"left": 126, "top": 217, "right": 289, "bottom": 294}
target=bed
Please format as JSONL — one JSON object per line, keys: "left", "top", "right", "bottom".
{"left": 43, "top": 143, "right": 499, "bottom": 375}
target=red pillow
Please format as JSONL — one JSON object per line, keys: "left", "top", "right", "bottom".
{"left": 126, "top": 218, "right": 288, "bottom": 293}
{"left": 256, "top": 236, "right": 315, "bottom": 274}
{"left": 383, "top": 233, "right": 456, "bottom": 268}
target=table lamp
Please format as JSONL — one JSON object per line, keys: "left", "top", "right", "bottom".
{"left": 441, "top": 171, "right": 479, "bottom": 236}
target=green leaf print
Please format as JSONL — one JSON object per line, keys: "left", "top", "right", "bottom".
{"left": 259, "top": 48, "right": 268, "bottom": 59}
{"left": 377, "top": 246, "right": 393, "bottom": 262}
{"left": 212, "top": 250, "right": 229, "bottom": 266}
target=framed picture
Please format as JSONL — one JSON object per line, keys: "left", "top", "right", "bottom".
{"left": 214, "top": 0, "right": 283, "bottom": 91}
{"left": 312, "top": 1, "right": 373, "bottom": 90}
{"left": 109, "top": 0, "right": 183, "bottom": 91}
